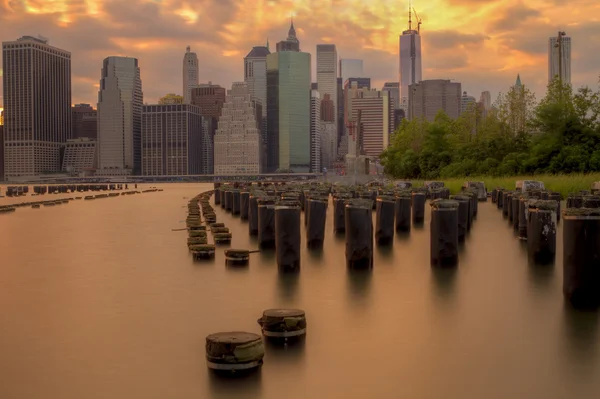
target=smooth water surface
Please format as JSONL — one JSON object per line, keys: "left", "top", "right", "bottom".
{"left": 1, "top": 183, "right": 599, "bottom": 399}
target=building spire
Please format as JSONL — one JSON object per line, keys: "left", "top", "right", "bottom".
{"left": 515, "top": 74, "right": 522, "bottom": 88}
{"left": 409, "top": 0, "right": 412, "bottom": 31}
{"left": 288, "top": 15, "right": 296, "bottom": 39}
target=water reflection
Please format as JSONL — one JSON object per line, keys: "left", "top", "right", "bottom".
{"left": 375, "top": 243, "right": 393, "bottom": 260}
{"left": 264, "top": 337, "right": 306, "bottom": 366}
{"left": 307, "top": 246, "right": 324, "bottom": 261}
{"left": 277, "top": 272, "right": 299, "bottom": 302}
{"left": 561, "top": 305, "right": 599, "bottom": 370}
{"left": 527, "top": 260, "right": 555, "bottom": 291}
{"left": 346, "top": 269, "right": 372, "bottom": 307}
{"left": 207, "top": 368, "right": 263, "bottom": 398}
{"left": 430, "top": 268, "right": 457, "bottom": 302}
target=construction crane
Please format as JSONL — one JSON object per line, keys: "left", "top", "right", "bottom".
{"left": 413, "top": 7, "right": 422, "bottom": 34}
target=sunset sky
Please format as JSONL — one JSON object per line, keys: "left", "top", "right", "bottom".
{"left": 0, "top": 0, "right": 599, "bottom": 106}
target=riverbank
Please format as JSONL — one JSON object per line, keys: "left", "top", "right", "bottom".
{"left": 420, "top": 173, "right": 600, "bottom": 198}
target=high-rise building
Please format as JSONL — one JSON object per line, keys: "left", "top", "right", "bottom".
{"left": 409, "top": 79, "right": 461, "bottom": 121}
{"left": 0, "top": 124, "right": 4, "bottom": 181}
{"left": 72, "top": 104, "right": 97, "bottom": 139}
{"left": 339, "top": 59, "right": 364, "bottom": 85}
{"left": 158, "top": 94, "right": 184, "bottom": 105}
{"left": 480, "top": 91, "right": 492, "bottom": 111}
{"left": 383, "top": 82, "right": 400, "bottom": 110}
{"left": 141, "top": 103, "right": 203, "bottom": 176}
{"left": 321, "top": 123, "right": 337, "bottom": 170}
{"left": 344, "top": 80, "right": 372, "bottom": 126}
{"left": 399, "top": 8, "right": 423, "bottom": 112}
{"left": 61, "top": 138, "right": 97, "bottom": 175}
{"left": 336, "top": 77, "right": 344, "bottom": 156}
{"left": 214, "top": 82, "right": 263, "bottom": 175}
{"left": 350, "top": 89, "right": 394, "bottom": 157}
{"left": 321, "top": 94, "right": 335, "bottom": 122}
{"left": 191, "top": 83, "right": 226, "bottom": 175}
{"left": 276, "top": 19, "right": 301, "bottom": 52}
{"left": 310, "top": 90, "right": 321, "bottom": 173}
{"left": 2, "top": 36, "right": 71, "bottom": 178}
{"left": 183, "top": 46, "right": 199, "bottom": 104}
{"left": 266, "top": 22, "right": 311, "bottom": 172}
{"left": 548, "top": 35, "right": 571, "bottom": 85}
{"left": 461, "top": 91, "right": 477, "bottom": 113}
{"left": 97, "top": 56, "right": 143, "bottom": 175}
{"left": 244, "top": 43, "right": 270, "bottom": 143}
{"left": 317, "top": 44, "right": 338, "bottom": 126}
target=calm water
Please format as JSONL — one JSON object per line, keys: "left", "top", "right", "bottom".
{"left": 1, "top": 183, "right": 599, "bottom": 399}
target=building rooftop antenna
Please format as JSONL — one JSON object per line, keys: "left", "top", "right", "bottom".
{"left": 408, "top": 0, "right": 412, "bottom": 31}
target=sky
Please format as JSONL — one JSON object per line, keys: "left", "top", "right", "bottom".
{"left": 0, "top": 0, "right": 599, "bottom": 106}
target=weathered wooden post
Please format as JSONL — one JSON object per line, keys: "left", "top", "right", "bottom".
{"left": 412, "top": 192, "right": 426, "bottom": 224}
{"left": 258, "top": 200, "right": 276, "bottom": 248}
{"left": 430, "top": 199, "right": 459, "bottom": 267}
{"left": 306, "top": 198, "right": 328, "bottom": 248}
{"left": 205, "top": 332, "right": 264, "bottom": 374}
{"left": 345, "top": 199, "right": 373, "bottom": 269}
{"left": 394, "top": 192, "right": 412, "bottom": 232}
{"left": 257, "top": 309, "right": 306, "bottom": 343}
{"left": 450, "top": 195, "right": 469, "bottom": 242}
{"left": 375, "top": 195, "right": 395, "bottom": 245}
{"left": 275, "top": 205, "right": 301, "bottom": 271}
{"left": 527, "top": 200, "right": 558, "bottom": 264}
{"left": 240, "top": 191, "right": 250, "bottom": 220}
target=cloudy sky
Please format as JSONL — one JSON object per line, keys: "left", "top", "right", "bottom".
{"left": 0, "top": 0, "right": 599, "bottom": 107}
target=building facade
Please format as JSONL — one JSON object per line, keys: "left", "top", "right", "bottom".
{"left": 408, "top": 79, "right": 461, "bottom": 121}
{"left": 266, "top": 23, "right": 311, "bottom": 173}
{"left": 383, "top": 82, "right": 400, "bottom": 110}
{"left": 0, "top": 124, "right": 4, "bottom": 181}
{"left": 61, "top": 138, "right": 97, "bottom": 174}
{"left": 141, "top": 103, "right": 203, "bottom": 176}
{"left": 159, "top": 94, "right": 184, "bottom": 105}
{"left": 191, "top": 83, "right": 226, "bottom": 174}
{"left": 548, "top": 35, "right": 571, "bottom": 85}
{"left": 183, "top": 46, "right": 199, "bottom": 104}
{"left": 399, "top": 14, "right": 423, "bottom": 112}
{"left": 350, "top": 89, "right": 394, "bottom": 157}
{"left": 321, "top": 123, "right": 337, "bottom": 170}
{"left": 310, "top": 90, "right": 321, "bottom": 173}
{"left": 214, "top": 83, "right": 263, "bottom": 175}
{"left": 97, "top": 56, "right": 143, "bottom": 175}
{"left": 339, "top": 59, "right": 364, "bottom": 85}
{"left": 461, "top": 91, "right": 477, "bottom": 114}
{"left": 2, "top": 36, "right": 71, "bottom": 179}
{"left": 317, "top": 44, "right": 338, "bottom": 127}
{"left": 72, "top": 104, "right": 97, "bottom": 139}
{"left": 244, "top": 44, "right": 270, "bottom": 143}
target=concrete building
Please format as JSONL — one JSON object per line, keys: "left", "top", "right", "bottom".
{"left": 191, "top": 83, "right": 226, "bottom": 175}
{"left": 480, "top": 91, "right": 492, "bottom": 111}
{"left": 266, "top": 22, "right": 311, "bottom": 173}
{"left": 321, "top": 123, "right": 337, "bottom": 171}
{"left": 61, "top": 138, "right": 97, "bottom": 174}
{"left": 321, "top": 94, "right": 335, "bottom": 122}
{"left": 97, "top": 56, "right": 143, "bottom": 175}
{"left": 244, "top": 43, "right": 270, "bottom": 143}
{"left": 183, "top": 46, "right": 199, "bottom": 104}
{"left": 317, "top": 44, "right": 338, "bottom": 126}
{"left": 310, "top": 90, "right": 322, "bottom": 173}
{"left": 350, "top": 89, "right": 394, "bottom": 157}
{"left": 408, "top": 79, "right": 461, "bottom": 121}
{"left": 158, "top": 94, "right": 184, "bottom": 105}
{"left": 461, "top": 91, "right": 477, "bottom": 114}
{"left": 141, "top": 103, "right": 203, "bottom": 176}
{"left": 339, "top": 59, "right": 364, "bottom": 85}
{"left": 0, "top": 124, "right": 4, "bottom": 181}
{"left": 336, "top": 77, "right": 344, "bottom": 157}
{"left": 399, "top": 9, "right": 422, "bottom": 112}
{"left": 2, "top": 36, "right": 71, "bottom": 179}
{"left": 549, "top": 35, "right": 571, "bottom": 84}
{"left": 72, "top": 104, "right": 97, "bottom": 139}
{"left": 214, "top": 83, "right": 263, "bottom": 175}
{"left": 344, "top": 80, "right": 372, "bottom": 126}
{"left": 383, "top": 82, "right": 400, "bottom": 110}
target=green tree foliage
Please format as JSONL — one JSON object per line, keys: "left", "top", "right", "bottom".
{"left": 381, "top": 77, "right": 600, "bottom": 178}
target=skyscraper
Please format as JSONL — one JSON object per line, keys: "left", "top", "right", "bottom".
{"left": 383, "top": 82, "right": 400, "bottom": 110}
{"left": 480, "top": 91, "right": 492, "bottom": 111}
{"left": 310, "top": 90, "right": 321, "bottom": 173}
{"left": 548, "top": 34, "right": 571, "bottom": 84}
{"left": 350, "top": 89, "right": 394, "bottom": 157}
{"left": 2, "top": 36, "right": 71, "bottom": 178}
{"left": 266, "top": 21, "right": 311, "bottom": 172}
{"left": 214, "top": 83, "right": 263, "bottom": 175}
{"left": 244, "top": 43, "right": 270, "bottom": 142}
{"left": 461, "top": 91, "right": 477, "bottom": 113}
{"left": 183, "top": 46, "right": 199, "bottom": 104}
{"left": 97, "top": 56, "right": 143, "bottom": 175}
{"left": 72, "top": 104, "right": 97, "bottom": 139}
{"left": 339, "top": 59, "right": 364, "bottom": 85}
{"left": 399, "top": 7, "right": 422, "bottom": 112}
{"left": 276, "top": 19, "right": 301, "bottom": 52}
{"left": 409, "top": 79, "right": 461, "bottom": 121}
{"left": 141, "top": 104, "right": 203, "bottom": 176}
{"left": 191, "top": 83, "right": 226, "bottom": 175}
{"left": 317, "top": 44, "right": 338, "bottom": 126}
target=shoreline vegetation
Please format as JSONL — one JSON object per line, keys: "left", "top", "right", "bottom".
{"left": 381, "top": 77, "right": 600, "bottom": 192}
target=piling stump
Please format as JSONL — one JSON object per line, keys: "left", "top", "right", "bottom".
{"left": 333, "top": 195, "right": 352, "bottom": 233}
{"left": 395, "top": 194, "right": 412, "bottom": 232}
{"left": 450, "top": 195, "right": 469, "bottom": 242}
{"left": 214, "top": 188, "right": 221, "bottom": 205}
{"left": 240, "top": 192, "right": 250, "bottom": 220}
{"left": 275, "top": 205, "right": 301, "bottom": 272}
{"left": 430, "top": 200, "right": 459, "bottom": 267}
{"left": 257, "top": 309, "right": 306, "bottom": 343}
{"left": 232, "top": 190, "right": 241, "bottom": 215}
{"left": 249, "top": 195, "right": 259, "bottom": 235}
{"left": 345, "top": 199, "right": 373, "bottom": 269}
{"left": 549, "top": 192, "right": 561, "bottom": 223}
{"left": 258, "top": 204, "right": 276, "bottom": 249}
{"left": 306, "top": 199, "right": 328, "bottom": 248}
{"left": 563, "top": 208, "right": 600, "bottom": 308}
{"left": 411, "top": 192, "right": 426, "bottom": 224}
{"left": 511, "top": 196, "right": 520, "bottom": 230}
{"left": 518, "top": 196, "right": 529, "bottom": 240}
{"left": 527, "top": 200, "right": 558, "bottom": 264}
{"left": 225, "top": 191, "right": 233, "bottom": 213}
{"left": 375, "top": 196, "right": 395, "bottom": 245}
{"left": 205, "top": 332, "right": 264, "bottom": 374}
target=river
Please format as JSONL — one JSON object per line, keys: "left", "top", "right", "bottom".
{"left": 0, "top": 183, "right": 599, "bottom": 398}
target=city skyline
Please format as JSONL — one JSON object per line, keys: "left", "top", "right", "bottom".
{"left": 0, "top": 1, "right": 598, "bottom": 107}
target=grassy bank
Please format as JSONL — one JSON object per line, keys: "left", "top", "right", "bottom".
{"left": 411, "top": 174, "right": 600, "bottom": 198}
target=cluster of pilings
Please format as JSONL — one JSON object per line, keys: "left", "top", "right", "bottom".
{"left": 206, "top": 308, "right": 306, "bottom": 375}
{"left": 186, "top": 192, "right": 216, "bottom": 260}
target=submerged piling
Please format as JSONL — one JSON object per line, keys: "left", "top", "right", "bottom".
{"left": 232, "top": 190, "right": 241, "bottom": 215}
{"left": 248, "top": 195, "right": 260, "bottom": 235}
{"left": 563, "top": 208, "right": 600, "bottom": 308}
{"left": 375, "top": 196, "right": 395, "bottom": 245}
{"left": 394, "top": 193, "right": 412, "bottom": 232}
{"left": 225, "top": 190, "right": 233, "bottom": 212}
{"left": 333, "top": 194, "right": 352, "bottom": 233}
{"left": 240, "top": 191, "right": 250, "bottom": 220}
{"left": 527, "top": 200, "right": 558, "bottom": 264}
{"left": 275, "top": 205, "right": 301, "bottom": 272}
{"left": 430, "top": 199, "right": 459, "bottom": 267}
{"left": 205, "top": 332, "right": 264, "bottom": 374}
{"left": 257, "top": 309, "right": 306, "bottom": 343}
{"left": 306, "top": 199, "right": 328, "bottom": 248}
{"left": 258, "top": 202, "right": 276, "bottom": 249}
{"left": 345, "top": 199, "right": 373, "bottom": 269}
{"left": 450, "top": 195, "right": 470, "bottom": 242}
{"left": 412, "top": 192, "right": 426, "bottom": 224}
{"left": 214, "top": 188, "right": 221, "bottom": 205}
{"left": 511, "top": 196, "right": 520, "bottom": 230}
{"left": 518, "top": 195, "right": 530, "bottom": 240}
